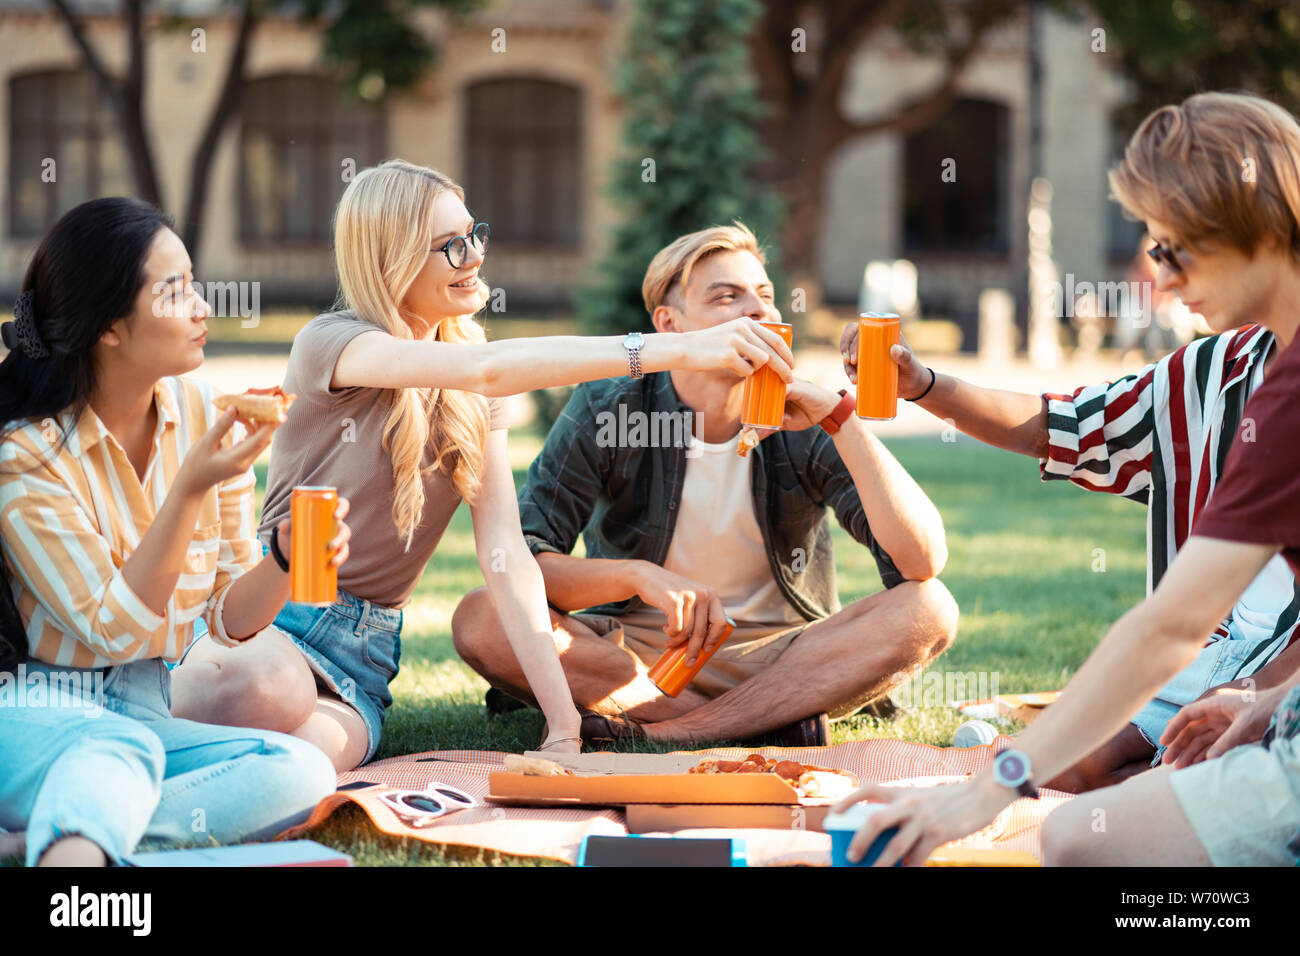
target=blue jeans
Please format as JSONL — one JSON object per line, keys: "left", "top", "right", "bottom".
{"left": 0, "top": 658, "right": 335, "bottom": 866}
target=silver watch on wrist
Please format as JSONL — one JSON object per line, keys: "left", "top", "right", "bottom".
{"left": 623, "top": 331, "right": 645, "bottom": 380}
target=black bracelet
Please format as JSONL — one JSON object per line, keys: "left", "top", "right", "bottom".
{"left": 269, "top": 525, "right": 290, "bottom": 573}
{"left": 908, "top": 367, "right": 937, "bottom": 402}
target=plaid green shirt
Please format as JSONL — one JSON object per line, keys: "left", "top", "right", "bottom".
{"left": 518, "top": 372, "right": 904, "bottom": 621}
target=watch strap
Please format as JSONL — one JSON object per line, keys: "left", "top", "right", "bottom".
{"left": 624, "top": 333, "right": 644, "bottom": 380}
{"left": 819, "top": 389, "right": 856, "bottom": 435}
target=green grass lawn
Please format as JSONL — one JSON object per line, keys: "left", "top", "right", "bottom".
{"left": 290, "top": 431, "right": 1147, "bottom": 865}
{"left": 1, "top": 431, "right": 1146, "bottom": 867}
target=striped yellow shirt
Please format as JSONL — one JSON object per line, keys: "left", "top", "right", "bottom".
{"left": 0, "top": 376, "right": 260, "bottom": 668}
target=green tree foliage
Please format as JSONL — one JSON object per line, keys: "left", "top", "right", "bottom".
{"left": 50, "top": 0, "right": 486, "bottom": 265}
{"left": 1077, "top": 0, "right": 1300, "bottom": 131}
{"left": 579, "top": 0, "right": 782, "bottom": 336}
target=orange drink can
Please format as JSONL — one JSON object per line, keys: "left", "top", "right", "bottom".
{"left": 290, "top": 486, "right": 338, "bottom": 606}
{"left": 740, "top": 321, "right": 793, "bottom": 428}
{"left": 856, "top": 312, "right": 901, "bottom": 420}
{"left": 647, "top": 616, "right": 736, "bottom": 698}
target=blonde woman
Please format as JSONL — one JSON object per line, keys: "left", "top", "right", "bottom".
{"left": 172, "top": 159, "right": 793, "bottom": 770}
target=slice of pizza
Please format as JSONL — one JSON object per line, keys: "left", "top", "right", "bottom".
{"left": 793, "top": 769, "right": 857, "bottom": 801}
{"left": 213, "top": 386, "right": 296, "bottom": 424}
{"left": 503, "top": 754, "right": 573, "bottom": 777}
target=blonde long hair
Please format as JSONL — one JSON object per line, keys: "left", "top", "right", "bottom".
{"left": 333, "top": 159, "right": 490, "bottom": 550}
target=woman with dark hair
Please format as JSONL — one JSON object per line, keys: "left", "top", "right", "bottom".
{"left": 0, "top": 197, "right": 343, "bottom": 866}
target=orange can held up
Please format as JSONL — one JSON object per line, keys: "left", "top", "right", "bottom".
{"left": 647, "top": 616, "right": 737, "bottom": 697}
{"left": 856, "top": 312, "right": 901, "bottom": 420}
{"left": 740, "top": 321, "right": 793, "bottom": 428}
{"left": 290, "top": 486, "right": 338, "bottom": 606}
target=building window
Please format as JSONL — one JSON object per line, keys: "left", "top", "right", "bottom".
{"left": 465, "top": 78, "right": 581, "bottom": 246}
{"left": 240, "top": 75, "right": 384, "bottom": 244}
{"left": 8, "top": 70, "right": 131, "bottom": 238}
{"left": 902, "top": 97, "right": 1010, "bottom": 256}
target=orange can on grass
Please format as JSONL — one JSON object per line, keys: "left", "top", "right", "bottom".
{"left": 647, "top": 616, "right": 737, "bottom": 697}
{"left": 740, "top": 321, "right": 793, "bottom": 428}
{"left": 290, "top": 486, "right": 338, "bottom": 606}
{"left": 856, "top": 312, "right": 901, "bottom": 420}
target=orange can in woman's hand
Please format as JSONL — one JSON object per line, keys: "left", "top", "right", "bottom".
{"left": 856, "top": 312, "right": 901, "bottom": 420}
{"left": 290, "top": 486, "right": 338, "bottom": 605}
{"left": 741, "top": 321, "right": 793, "bottom": 428}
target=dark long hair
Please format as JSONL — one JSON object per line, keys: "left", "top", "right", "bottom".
{"left": 0, "top": 197, "right": 172, "bottom": 672}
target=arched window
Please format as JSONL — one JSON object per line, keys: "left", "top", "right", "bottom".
{"left": 240, "top": 75, "right": 384, "bottom": 244}
{"left": 465, "top": 78, "right": 581, "bottom": 245}
{"left": 8, "top": 70, "right": 130, "bottom": 238}
{"left": 902, "top": 97, "right": 1010, "bottom": 256}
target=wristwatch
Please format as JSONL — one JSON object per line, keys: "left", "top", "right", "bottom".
{"left": 991, "top": 748, "right": 1040, "bottom": 800}
{"left": 623, "top": 331, "right": 645, "bottom": 380}
{"left": 818, "top": 389, "right": 856, "bottom": 435}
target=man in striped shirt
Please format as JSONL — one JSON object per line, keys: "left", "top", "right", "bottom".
{"left": 842, "top": 321, "right": 1300, "bottom": 793}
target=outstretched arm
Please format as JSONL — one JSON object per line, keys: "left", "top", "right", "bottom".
{"left": 333, "top": 319, "right": 794, "bottom": 397}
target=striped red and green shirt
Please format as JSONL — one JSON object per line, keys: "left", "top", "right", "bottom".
{"left": 1041, "top": 324, "right": 1300, "bottom": 674}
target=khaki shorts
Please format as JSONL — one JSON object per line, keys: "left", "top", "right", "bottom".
{"left": 1167, "top": 690, "right": 1300, "bottom": 866}
{"left": 572, "top": 609, "right": 807, "bottom": 699}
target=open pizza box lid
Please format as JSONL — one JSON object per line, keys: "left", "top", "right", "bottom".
{"left": 488, "top": 751, "right": 840, "bottom": 807}
{"left": 993, "top": 692, "right": 1059, "bottom": 724}
{"left": 954, "top": 691, "right": 1060, "bottom": 725}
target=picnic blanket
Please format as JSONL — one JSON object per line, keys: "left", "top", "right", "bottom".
{"left": 279, "top": 737, "right": 1073, "bottom": 866}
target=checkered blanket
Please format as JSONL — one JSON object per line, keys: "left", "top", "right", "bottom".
{"left": 278, "top": 738, "right": 1072, "bottom": 866}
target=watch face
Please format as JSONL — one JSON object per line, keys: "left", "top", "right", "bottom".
{"left": 625, "top": 332, "right": 644, "bottom": 348}
{"left": 995, "top": 751, "right": 1029, "bottom": 787}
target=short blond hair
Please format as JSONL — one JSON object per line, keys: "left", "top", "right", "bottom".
{"left": 1109, "top": 92, "right": 1300, "bottom": 259}
{"left": 641, "top": 222, "right": 766, "bottom": 314}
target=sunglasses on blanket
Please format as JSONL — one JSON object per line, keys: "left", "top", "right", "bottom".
{"left": 377, "top": 783, "right": 478, "bottom": 826}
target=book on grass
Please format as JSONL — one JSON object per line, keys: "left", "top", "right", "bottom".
{"left": 124, "top": 840, "right": 352, "bottom": 867}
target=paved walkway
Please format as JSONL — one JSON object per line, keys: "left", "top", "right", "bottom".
{"left": 189, "top": 345, "right": 1141, "bottom": 437}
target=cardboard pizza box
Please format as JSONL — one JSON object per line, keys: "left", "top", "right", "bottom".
{"left": 954, "top": 691, "right": 1060, "bottom": 725}
{"left": 993, "top": 692, "right": 1060, "bottom": 724}
{"left": 625, "top": 803, "right": 833, "bottom": 833}
{"left": 488, "top": 751, "right": 848, "bottom": 808}
{"left": 925, "top": 847, "right": 1040, "bottom": 867}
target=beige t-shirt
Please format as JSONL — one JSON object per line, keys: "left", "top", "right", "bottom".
{"left": 661, "top": 431, "right": 805, "bottom": 626}
{"left": 258, "top": 311, "right": 506, "bottom": 608}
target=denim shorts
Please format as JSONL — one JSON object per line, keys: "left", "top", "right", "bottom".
{"left": 270, "top": 588, "right": 403, "bottom": 764}
{"left": 1131, "top": 631, "right": 1274, "bottom": 760}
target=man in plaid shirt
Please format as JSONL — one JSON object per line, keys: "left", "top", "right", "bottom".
{"left": 843, "top": 307, "right": 1300, "bottom": 794}
{"left": 454, "top": 224, "right": 958, "bottom": 747}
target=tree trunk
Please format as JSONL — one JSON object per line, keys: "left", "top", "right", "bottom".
{"left": 752, "top": 0, "right": 1016, "bottom": 306}
{"left": 180, "top": 1, "right": 259, "bottom": 267}
{"left": 48, "top": 0, "right": 163, "bottom": 206}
